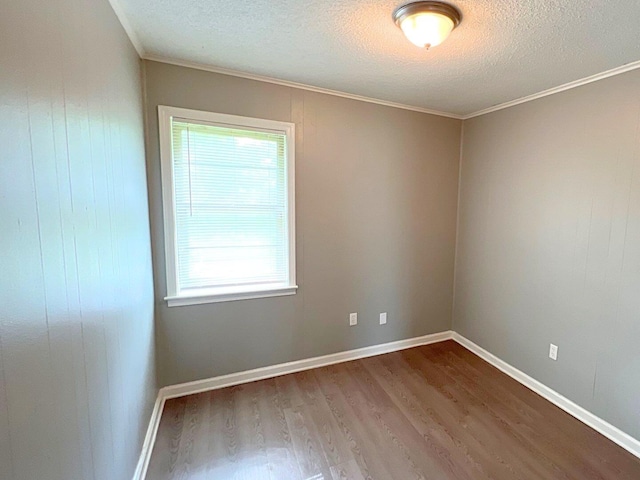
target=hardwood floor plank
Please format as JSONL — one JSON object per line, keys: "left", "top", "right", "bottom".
{"left": 275, "top": 373, "right": 306, "bottom": 409}
{"left": 170, "top": 392, "right": 211, "bottom": 479}
{"left": 231, "top": 382, "right": 271, "bottom": 479}
{"left": 314, "top": 364, "right": 403, "bottom": 479}
{"left": 146, "top": 342, "right": 640, "bottom": 480}
{"left": 294, "top": 369, "right": 324, "bottom": 406}
{"left": 304, "top": 395, "right": 354, "bottom": 468}
{"left": 253, "top": 378, "right": 303, "bottom": 480}
{"left": 147, "top": 397, "right": 187, "bottom": 480}
{"left": 284, "top": 405, "right": 333, "bottom": 479}
{"left": 205, "top": 387, "right": 248, "bottom": 479}
{"left": 330, "top": 459, "right": 366, "bottom": 480}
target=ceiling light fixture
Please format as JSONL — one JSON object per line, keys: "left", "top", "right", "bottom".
{"left": 393, "top": 1, "right": 461, "bottom": 49}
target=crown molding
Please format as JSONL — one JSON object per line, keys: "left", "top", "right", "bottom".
{"left": 143, "top": 55, "right": 640, "bottom": 121}
{"left": 142, "top": 54, "right": 464, "bottom": 119}
{"left": 462, "top": 60, "right": 640, "bottom": 119}
{"left": 104, "top": 1, "right": 640, "bottom": 122}
{"left": 107, "top": 0, "right": 145, "bottom": 57}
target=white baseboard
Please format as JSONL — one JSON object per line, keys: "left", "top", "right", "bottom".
{"left": 452, "top": 332, "right": 640, "bottom": 459}
{"left": 161, "top": 330, "right": 453, "bottom": 400}
{"left": 132, "top": 329, "right": 640, "bottom": 479}
{"left": 132, "top": 330, "right": 453, "bottom": 478}
{"left": 132, "top": 394, "right": 166, "bottom": 480}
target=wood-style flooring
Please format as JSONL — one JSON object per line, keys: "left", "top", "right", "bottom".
{"left": 146, "top": 340, "right": 640, "bottom": 479}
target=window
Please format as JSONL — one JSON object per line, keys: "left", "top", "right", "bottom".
{"left": 158, "top": 106, "right": 296, "bottom": 306}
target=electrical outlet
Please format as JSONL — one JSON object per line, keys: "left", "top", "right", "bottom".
{"left": 349, "top": 313, "right": 357, "bottom": 326}
{"left": 549, "top": 343, "right": 558, "bottom": 361}
{"left": 379, "top": 312, "right": 387, "bottom": 325}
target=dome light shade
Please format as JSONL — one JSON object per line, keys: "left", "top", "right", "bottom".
{"left": 393, "top": 2, "right": 461, "bottom": 49}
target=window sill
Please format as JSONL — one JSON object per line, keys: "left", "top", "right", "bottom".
{"left": 165, "top": 285, "right": 298, "bottom": 307}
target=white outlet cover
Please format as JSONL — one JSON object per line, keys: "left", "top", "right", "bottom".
{"left": 379, "top": 312, "right": 387, "bottom": 325}
{"left": 349, "top": 313, "right": 357, "bottom": 326}
{"left": 549, "top": 343, "right": 558, "bottom": 361}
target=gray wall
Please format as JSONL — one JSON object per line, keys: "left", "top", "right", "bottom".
{"left": 454, "top": 69, "right": 640, "bottom": 439}
{"left": 143, "top": 61, "right": 462, "bottom": 387}
{"left": 0, "top": 0, "right": 156, "bottom": 479}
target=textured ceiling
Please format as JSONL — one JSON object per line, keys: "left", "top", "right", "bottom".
{"left": 119, "top": 0, "right": 640, "bottom": 116}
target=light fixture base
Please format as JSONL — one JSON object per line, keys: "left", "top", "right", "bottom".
{"left": 392, "top": 1, "right": 461, "bottom": 29}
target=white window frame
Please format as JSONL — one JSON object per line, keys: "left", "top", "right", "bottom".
{"left": 158, "top": 105, "right": 297, "bottom": 307}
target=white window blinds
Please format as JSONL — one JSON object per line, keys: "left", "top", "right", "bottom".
{"left": 160, "top": 107, "right": 296, "bottom": 305}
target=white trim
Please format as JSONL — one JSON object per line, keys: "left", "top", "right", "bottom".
{"left": 132, "top": 330, "right": 453, "bottom": 479}
{"left": 165, "top": 285, "right": 298, "bottom": 307}
{"left": 106, "top": 0, "right": 145, "bottom": 57}
{"left": 157, "top": 106, "right": 178, "bottom": 297}
{"left": 452, "top": 333, "right": 640, "bottom": 459}
{"left": 105, "top": 0, "right": 640, "bottom": 123}
{"left": 143, "top": 56, "right": 640, "bottom": 121}
{"left": 132, "top": 330, "right": 640, "bottom": 479}
{"left": 462, "top": 60, "right": 640, "bottom": 119}
{"left": 143, "top": 55, "right": 464, "bottom": 120}
{"left": 160, "top": 331, "right": 453, "bottom": 400}
{"left": 157, "top": 106, "right": 297, "bottom": 305}
{"left": 131, "top": 394, "right": 165, "bottom": 480}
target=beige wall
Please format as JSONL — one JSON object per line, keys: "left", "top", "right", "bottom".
{"left": 143, "top": 61, "right": 462, "bottom": 386}
{"left": 0, "top": 1, "right": 155, "bottom": 479}
{"left": 454, "top": 69, "right": 640, "bottom": 439}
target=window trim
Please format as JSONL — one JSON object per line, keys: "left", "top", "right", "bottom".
{"left": 158, "top": 105, "right": 297, "bottom": 307}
